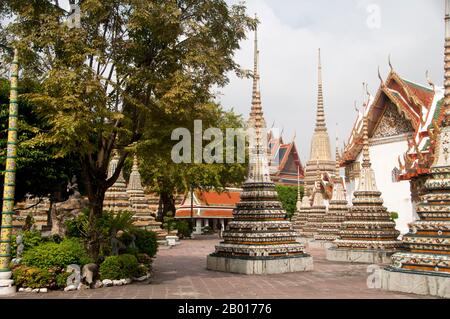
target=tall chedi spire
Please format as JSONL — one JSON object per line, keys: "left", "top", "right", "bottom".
{"left": 103, "top": 152, "right": 131, "bottom": 212}
{"left": 127, "top": 155, "right": 165, "bottom": 239}
{"left": 382, "top": 1, "right": 450, "bottom": 298}
{"left": 207, "top": 19, "right": 313, "bottom": 274}
{"left": 327, "top": 114, "right": 401, "bottom": 263}
{"left": 315, "top": 139, "right": 349, "bottom": 243}
{"left": 304, "top": 49, "right": 335, "bottom": 195}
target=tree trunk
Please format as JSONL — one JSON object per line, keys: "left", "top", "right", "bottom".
{"left": 160, "top": 191, "right": 175, "bottom": 220}
{"left": 81, "top": 160, "right": 108, "bottom": 262}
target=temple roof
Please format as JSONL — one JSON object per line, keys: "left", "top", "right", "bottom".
{"left": 175, "top": 188, "right": 241, "bottom": 219}
{"left": 267, "top": 130, "right": 305, "bottom": 185}
{"left": 341, "top": 69, "right": 442, "bottom": 166}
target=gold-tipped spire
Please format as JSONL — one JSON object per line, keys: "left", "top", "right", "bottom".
{"left": 362, "top": 114, "right": 371, "bottom": 168}
{"left": 444, "top": 0, "right": 450, "bottom": 125}
{"left": 335, "top": 137, "right": 341, "bottom": 178}
{"left": 248, "top": 14, "right": 266, "bottom": 130}
{"left": 315, "top": 48, "right": 327, "bottom": 132}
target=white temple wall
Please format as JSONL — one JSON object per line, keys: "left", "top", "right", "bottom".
{"left": 346, "top": 139, "right": 414, "bottom": 235}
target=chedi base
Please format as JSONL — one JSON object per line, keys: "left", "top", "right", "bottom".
{"left": 326, "top": 247, "right": 395, "bottom": 264}
{"left": 206, "top": 254, "right": 313, "bottom": 275}
{"left": 380, "top": 268, "right": 450, "bottom": 299}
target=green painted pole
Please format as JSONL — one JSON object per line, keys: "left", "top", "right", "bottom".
{"left": 0, "top": 48, "right": 18, "bottom": 295}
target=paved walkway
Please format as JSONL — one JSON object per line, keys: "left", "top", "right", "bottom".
{"left": 8, "top": 236, "right": 433, "bottom": 299}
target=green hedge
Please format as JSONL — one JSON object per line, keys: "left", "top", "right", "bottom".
{"left": 99, "top": 254, "right": 139, "bottom": 280}
{"left": 12, "top": 265, "right": 67, "bottom": 289}
{"left": 22, "top": 238, "right": 92, "bottom": 269}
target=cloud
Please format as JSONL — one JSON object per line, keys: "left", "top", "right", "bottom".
{"left": 219, "top": 0, "right": 444, "bottom": 162}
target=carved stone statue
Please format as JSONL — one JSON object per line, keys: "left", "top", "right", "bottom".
{"left": 111, "top": 231, "right": 126, "bottom": 256}
{"left": 67, "top": 175, "right": 81, "bottom": 199}
{"left": 16, "top": 234, "right": 24, "bottom": 259}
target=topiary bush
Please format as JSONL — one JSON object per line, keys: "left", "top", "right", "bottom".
{"left": 99, "top": 256, "right": 122, "bottom": 280}
{"left": 118, "top": 254, "right": 139, "bottom": 278}
{"left": 99, "top": 254, "right": 139, "bottom": 280}
{"left": 22, "top": 238, "right": 92, "bottom": 269}
{"left": 132, "top": 228, "right": 158, "bottom": 257}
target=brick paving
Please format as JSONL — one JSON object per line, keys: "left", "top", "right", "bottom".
{"left": 6, "top": 235, "right": 434, "bottom": 299}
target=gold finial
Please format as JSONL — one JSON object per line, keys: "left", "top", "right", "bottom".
{"left": 378, "top": 67, "right": 384, "bottom": 87}
{"left": 388, "top": 54, "right": 394, "bottom": 72}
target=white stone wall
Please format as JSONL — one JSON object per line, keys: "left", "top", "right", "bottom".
{"left": 345, "top": 138, "right": 414, "bottom": 235}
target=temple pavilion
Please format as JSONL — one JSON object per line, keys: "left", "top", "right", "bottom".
{"left": 381, "top": 0, "right": 450, "bottom": 298}
{"left": 340, "top": 68, "right": 443, "bottom": 234}
{"left": 175, "top": 188, "right": 241, "bottom": 234}
{"left": 206, "top": 21, "right": 313, "bottom": 275}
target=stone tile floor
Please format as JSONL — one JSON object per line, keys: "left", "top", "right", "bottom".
{"left": 6, "top": 236, "right": 434, "bottom": 299}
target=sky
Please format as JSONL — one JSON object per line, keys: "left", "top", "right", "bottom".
{"left": 218, "top": 0, "right": 444, "bottom": 162}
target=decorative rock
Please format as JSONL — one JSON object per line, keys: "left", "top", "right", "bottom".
{"left": 124, "top": 278, "right": 132, "bottom": 285}
{"left": 64, "top": 284, "right": 77, "bottom": 292}
{"left": 25, "top": 287, "right": 32, "bottom": 293}
{"left": 81, "top": 263, "right": 99, "bottom": 286}
{"left": 32, "top": 288, "right": 39, "bottom": 293}
{"left": 133, "top": 275, "right": 147, "bottom": 282}
{"left": 18, "top": 288, "right": 25, "bottom": 292}
{"left": 93, "top": 280, "right": 103, "bottom": 289}
{"left": 39, "top": 288, "right": 48, "bottom": 293}
{"left": 77, "top": 283, "right": 89, "bottom": 290}
{"left": 112, "top": 280, "right": 123, "bottom": 286}
{"left": 119, "top": 279, "right": 128, "bottom": 285}
{"left": 166, "top": 235, "right": 179, "bottom": 246}
{"left": 102, "top": 279, "right": 113, "bottom": 287}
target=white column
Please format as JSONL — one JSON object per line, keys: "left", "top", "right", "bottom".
{"left": 195, "top": 219, "right": 202, "bottom": 234}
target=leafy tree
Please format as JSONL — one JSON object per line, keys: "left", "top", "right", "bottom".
{"left": 139, "top": 106, "right": 247, "bottom": 219}
{"left": 0, "top": 77, "right": 82, "bottom": 203}
{"left": 2, "top": 0, "right": 254, "bottom": 260}
{"left": 275, "top": 185, "right": 303, "bottom": 219}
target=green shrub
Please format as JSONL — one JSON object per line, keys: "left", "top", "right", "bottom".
{"left": 11, "top": 230, "right": 43, "bottom": 258}
{"left": 65, "top": 210, "right": 89, "bottom": 238}
{"left": 118, "top": 254, "right": 139, "bottom": 278}
{"left": 175, "top": 220, "right": 191, "bottom": 239}
{"left": 12, "top": 265, "right": 54, "bottom": 289}
{"left": 390, "top": 212, "right": 399, "bottom": 221}
{"left": 22, "top": 238, "right": 92, "bottom": 269}
{"left": 99, "top": 254, "right": 139, "bottom": 280}
{"left": 99, "top": 256, "right": 122, "bottom": 280}
{"left": 55, "top": 272, "right": 70, "bottom": 289}
{"left": 125, "top": 246, "right": 140, "bottom": 256}
{"left": 132, "top": 228, "right": 158, "bottom": 257}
